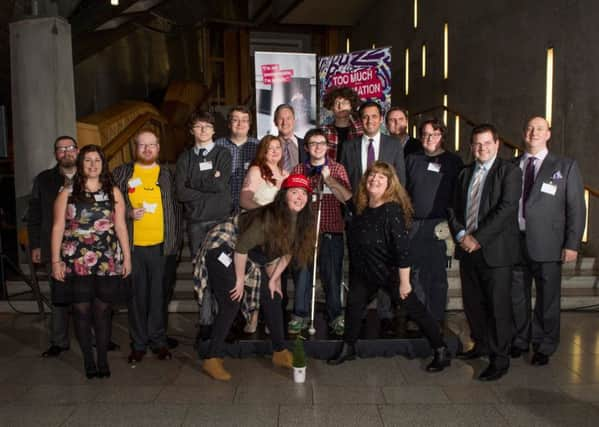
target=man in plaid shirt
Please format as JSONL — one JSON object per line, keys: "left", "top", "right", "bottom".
{"left": 321, "top": 87, "right": 363, "bottom": 161}
{"left": 290, "top": 128, "right": 352, "bottom": 335}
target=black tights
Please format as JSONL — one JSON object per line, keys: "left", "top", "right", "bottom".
{"left": 73, "top": 298, "right": 112, "bottom": 371}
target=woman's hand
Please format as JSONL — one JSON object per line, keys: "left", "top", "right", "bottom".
{"left": 122, "top": 257, "right": 132, "bottom": 278}
{"left": 268, "top": 276, "right": 283, "bottom": 299}
{"left": 51, "top": 261, "right": 66, "bottom": 282}
{"left": 399, "top": 280, "right": 412, "bottom": 300}
{"left": 229, "top": 278, "right": 245, "bottom": 302}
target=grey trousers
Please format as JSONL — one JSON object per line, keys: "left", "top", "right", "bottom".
{"left": 47, "top": 265, "right": 70, "bottom": 348}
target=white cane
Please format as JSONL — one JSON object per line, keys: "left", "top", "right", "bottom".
{"left": 308, "top": 175, "right": 324, "bottom": 336}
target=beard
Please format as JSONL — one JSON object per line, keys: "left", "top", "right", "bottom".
{"left": 137, "top": 155, "right": 158, "bottom": 165}
{"left": 58, "top": 157, "right": 76, "bottom": 168}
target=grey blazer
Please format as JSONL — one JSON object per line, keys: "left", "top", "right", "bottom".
{"left": 516, "top": 152, "right": 585, "bottom": 262}
{"left": 340, "top": 134, "right": 406, "bottom": 193}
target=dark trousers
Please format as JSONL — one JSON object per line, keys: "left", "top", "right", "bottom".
{"left": 512, "top": 236, "right": 562, "bottom": 356}
{"left": 188, "top": 220, "right": 219, "bottom": 259}
{"left": 46, "top": 265, "right": 70, "bottom": 348}
{"left": 205, "top": 246, "right": 286, "bottom": 358}
{"left": 343, "top": 273, "right": 444, "bottom": 349}
{"left": 460, "top": 251, "right": 512, "bottom": 369}
{"left": 163, "top": 254, "right": 178, "bottom": 331}
{"left": 129, "top": 244, "right": 167, "bottom": 351}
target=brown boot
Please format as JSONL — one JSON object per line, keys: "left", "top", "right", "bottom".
{"left": 202, "top": 358, "right": 231, "bottom": 381}
{"left": 272, "top": 349, "right": 293, "bottom": 368}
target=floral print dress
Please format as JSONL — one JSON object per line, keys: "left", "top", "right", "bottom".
{"left": 62, "top": 190, "right": 123, "bottom": 276}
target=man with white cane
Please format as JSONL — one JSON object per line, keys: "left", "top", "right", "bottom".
{"left": 290, "top": 129, "right": 352, "bottom": 335}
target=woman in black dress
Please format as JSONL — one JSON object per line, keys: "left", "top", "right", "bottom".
{"left": 327, "top": 161, "right": 451, "bottom": 372}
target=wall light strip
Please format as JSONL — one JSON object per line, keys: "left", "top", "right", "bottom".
{"left": 443, "top": 94, "right": 448, "bottom": 125}
{"left": 421, "top": 43, "right": 426, "bottom": 77}
{"left": 582, "top": 189, "right": 589, "bottom": 243}
{"left": 546, "top": 47, "right": 554, "bottom": 126}
{"left": 443, "top": 23, "right": 448, "bottom": 79}
{"left": 405, "top": 48, "right": 410, "bottom": 95}
{"left": 414, "top": 0, "right": 418, "bottom": 29}
{"left": 346, "top": 37, "right": 350, "bottom": 53}
{"left": 454, "top": 115, "right": 460, "bottom": 151}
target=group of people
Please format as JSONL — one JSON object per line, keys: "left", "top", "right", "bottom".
{"left": 28, "top": 85, "right": 585, "bottom": 383}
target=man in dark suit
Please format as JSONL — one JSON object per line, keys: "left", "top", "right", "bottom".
{"left": 340, "top": 101, "right": 406, "bottom": 192}
{"left": 386, "top": 107, "right": 422, "bottom": 157}
{"left": 511, "top": 116, "right": 585, "bottom": 366}
{"left": 274, "top": 103, "right": 307, "bottom": 172}
{"left": 448, "top": 124, "right": 522, "bottom": 381}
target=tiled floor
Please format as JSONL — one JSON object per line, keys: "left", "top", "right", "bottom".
{"left": 1, "top": 311, "right": 599, "bottom": 426}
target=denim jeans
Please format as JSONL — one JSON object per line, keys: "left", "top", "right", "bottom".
{"left": 293, "top": 233, "right": 344, "bottom": 322}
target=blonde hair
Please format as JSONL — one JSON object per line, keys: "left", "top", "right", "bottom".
{"left": 355, "top": 161, "right": 414, "bottom": 226}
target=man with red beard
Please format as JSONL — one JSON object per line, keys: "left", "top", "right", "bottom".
{"left": 113, "top": 129, "right": 182, "bottom": 363}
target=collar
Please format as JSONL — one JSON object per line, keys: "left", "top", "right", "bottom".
{"left": 304, "top": 157, "right": 329, "bottom": 176}
{"left": 194, "top": 142, "right": 215, "bottom": 156}
{"left": 476, "top": 155, "right": 497, "bottom": 172}
{"left": 524, "top": 148, "right": 548, "bottom": 162}
{"left": 362, "top": 132, "right": 381, "bottom": 144}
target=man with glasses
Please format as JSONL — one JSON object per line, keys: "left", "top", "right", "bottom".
{"left": 322, "top": 87, "right": 363, "bottom": 161}
{"left": 176, "top": 110, "right": 232, "bottom": 257}
{"left": 113, "top": 129, "right": 182, "bottom": 363}
{"left": 448, "top": 124, "right": 521, "bottom": 381}
{"left": 215, "top": 106, "right": 259, "bottom": 213}
{"left": 386, "top": 107, "right": 422, "bottom": 157}
{"left": 405, "top": 119, "right": 463, "bottom": 325}
{"left": 29, "top": 136, "right": 79, "bottom": 357}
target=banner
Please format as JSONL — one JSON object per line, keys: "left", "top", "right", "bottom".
{"left": 254, "top": 51, "right": 317, "bottom": 139}
{"left": 318, "top": 47, "right": 392, "bottom": 125}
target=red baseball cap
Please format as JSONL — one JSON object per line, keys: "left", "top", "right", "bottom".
{"left": 281, "top": 174, "right": 312, "bottom": 194}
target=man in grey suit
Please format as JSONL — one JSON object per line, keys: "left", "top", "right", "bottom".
{"left": 511, "top": 116, "right": 585, "bottom": 366}
{"left": 340, "top": 100, "right": 406, "bottom": 336}
{"left": 340, "top": 101, "right": 406, "bottom": 191}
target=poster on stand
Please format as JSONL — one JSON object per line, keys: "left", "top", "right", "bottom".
{"left": 318, "top": 47, "right": 392, "bottom": 126}
{"left": 254, "top": 51, "right": 317, "bottom": 139}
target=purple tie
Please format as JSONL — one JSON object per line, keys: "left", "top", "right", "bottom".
{"left": 367, "top": 138, "right": 375, "bottom": 168}
{"left": 522, "top": 156, "right": 536, "bottom": 218}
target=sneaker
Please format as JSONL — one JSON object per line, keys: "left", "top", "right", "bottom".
{"left": 287, "top": 318, "right": 307, "bottom": 334}
{"left": 330, "top": 316, "right": 345, "bottom": 336}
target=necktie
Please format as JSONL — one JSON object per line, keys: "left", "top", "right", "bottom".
{"left": 199, "top": 148, "right": 207, "bottom": 159}
{"left": 522, "top": 156, "right": 536, "bottom": 218}
{"left": 283, "top": 139, "right": 298, "bottom": 172}
{"left": 367, "top": 138, "right": 375, "bottom": 168}
{"left": 466, "top": 166, "right": 485, "bottom": 233}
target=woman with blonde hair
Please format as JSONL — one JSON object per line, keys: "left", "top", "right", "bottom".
{"left": 327, "top": 161, "right": 451, "bottom": 372}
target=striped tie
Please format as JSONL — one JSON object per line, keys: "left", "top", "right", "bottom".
{"left": 466, "top": 166, "right": 485, "bottom": 233}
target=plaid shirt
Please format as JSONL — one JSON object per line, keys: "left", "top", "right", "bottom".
{"left": 292, "top": 159, "right": 351, "bottom": 233}
{"left": 192, "top": 216, "right": 261, "bottom": 322}
{"left": 322, "top": 115, "right": 363, "bottom": 161}
{"left": 215, "top": 136, "right": 259, "bottom": 213}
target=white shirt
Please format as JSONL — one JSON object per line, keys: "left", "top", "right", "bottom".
{"left": 518, "top": 148, "right": 548, "bottom": 231}
{"left": 360, "top": 132, "right": 381, "bottom": 173}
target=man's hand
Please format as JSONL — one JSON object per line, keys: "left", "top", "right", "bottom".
{"left": 130, "top": 208, "right": 145, "bottom": 220}
{"left": 460, "top": 234, "right": 481, "bottom": 253}
{"left": 562, "top": 248, "right": 578, "bottom": 263}
{"left": 31, "top": 248, "right": 41, "bottom": 264}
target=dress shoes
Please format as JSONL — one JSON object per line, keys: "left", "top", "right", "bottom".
{"left": 457, "top": 346, "right": 488, "bottom": 360}
{"left": 41, "top": 345, "right": 69, "bottom": 358}
{"left": 510, "top": 347, "right": 529, "bottom": 359}
{"left": 97, "top": 366, "right": 111, "bottom": 378}
{"left": 327, "top": 342, "right": 356, "bottom": 365}
{"left": 426, "top": 346, "right": 452, "bottom": 372}
{"left": 478, "top": 364, "right": 508, "bottom": 381}
{"left": 153, "top": 347, "right": 173, "bottom": 360}
{"left": 167, "top": 337, "right": 179, "bottom": 349}
{"left": 128, "top": 349, "right": 146, "bottom": 364}
{"left": 380, "top": 318, "right": 396, "bottom": 338}
{"left": 531, "top": 352, "right": 550, "bottom": 366}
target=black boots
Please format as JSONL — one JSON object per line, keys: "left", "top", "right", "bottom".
{"left": 426, "top": 346, "right": 451, "bottom": 372}
{"left": 327, "top": 342, "right": 356, "bottom": 365}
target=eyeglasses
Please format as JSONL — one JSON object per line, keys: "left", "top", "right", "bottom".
{"left": 193, "top": 124, "right": 214, "bottom": 131}
{"left": 470, "top": 140, "right": 496, "bottom": 149}
{"left": 230, "top": 118, "right": 250, "bottom": 124}
{"left": 137, "top": 143, "right": 158, "bottom": 149}
{"left": 307, "top": 140, "right": 328, "bottom": 147}
{"left": 422, "top": 132, "right": 443, "bottom": 140}
{"left": 335, "top": 100, "right": 351, "bottom": 107}
{"left": 55, "top": 145, "right": 77, "bottom": 153}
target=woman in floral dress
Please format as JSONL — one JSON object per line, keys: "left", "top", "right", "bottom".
{"left": 51, "top": 145, "right": 131, "bottom": 379}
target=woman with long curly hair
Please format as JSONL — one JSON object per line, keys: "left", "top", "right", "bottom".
{"left": 51, "top": 145, "right": 131, "bottom": 379}
{"left": 239, "top": 135, "right": 288, "bottom": 209}
{"left": 327, "top": 161, "right": 451, "bottom": 372}
{"left": 194, "top": 174, "right": 315, "bottom": 381}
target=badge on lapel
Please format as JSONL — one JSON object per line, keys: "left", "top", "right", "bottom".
{"left": 551, "top": 170, "right": 563, "bottom": 180}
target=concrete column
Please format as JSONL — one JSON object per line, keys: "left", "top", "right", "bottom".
{"left": 9, "top": 17, "right": 76, "bottom": 258}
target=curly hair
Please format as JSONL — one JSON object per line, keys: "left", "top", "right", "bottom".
{"left": 239, "top": 188, "right": 315, "bottom": 267}
{"left": 71, "top": 144, "right": 115, "bottom": 208}
{"left": 322, "top": 87, "right": 361, "bottom": 111}
{"left": 355, "top": 161, "right": 413, "bottom": 226}
{"left": 250, "top": 135, "right": 283, "bottom": 186}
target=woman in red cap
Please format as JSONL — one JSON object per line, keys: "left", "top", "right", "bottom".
{"left": 194, "top": 174, "right": 315, "bottom": 381}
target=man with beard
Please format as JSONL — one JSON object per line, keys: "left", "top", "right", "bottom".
{"left": 113, "top": 129, "right": 182, "bottom": 363}
{"left": 386, "top": 107, "right": 422, "bottom": 157}
{"left": 29, "top": 136, "right": 79, "bottom": 357}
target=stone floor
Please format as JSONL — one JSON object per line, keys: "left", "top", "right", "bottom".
{"left": 1, "top": 310, "right": 599, "bottom": 426}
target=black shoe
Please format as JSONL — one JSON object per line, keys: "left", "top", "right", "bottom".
{"left": 153, "top": 347, "right": 172, "bottom": 360}
{"left": 167, "top": 337, "right": 179, "bottom": 349}
{"left": 97, "top": 367, "right": 111, "bottom": 378}
{"left": 107, "top": 341, "right": 120, "bottom": 352}
{"left": 478, "top": 364, "right": 508, "bottom": 381}
{"left": 380, "top": 318, "right": 395, "bottom": 338}
{"left": 84, "top": 360, "right": 98, "bottom": 379}
{"left": 510, "top": 346, "right": 529, "bottom": 359}
{"left": 531, "top": 352, "right": 550, "bottom": 366}
{"left": 327, "top": 342, "right": 356, "bottom": 365}
{"left": 457, "top": 346, "right": 488, "bottom": 360}
{"left": 41, "top": 345, "right": 69, "bottom": 358}
{"left": 426, "top": 346, "right": 452, "bottom": 372}
{"left": 128, "top": 349, "right": 146, "bottom": 364}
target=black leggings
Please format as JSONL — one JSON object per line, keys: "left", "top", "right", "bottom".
{"left": 72, "top": 298, "right": 111, "bottom": 370}
{"left": 205, "top": 246, "right": 286, "bottom": 358}
{"left": 344, "top": 273, "right": 444, "bottom": 349}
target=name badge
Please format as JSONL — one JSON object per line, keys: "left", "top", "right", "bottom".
{"left": 199, "top": 161, "right": 213, "bottom": 171}
{"left": 427, "top": 162, "right": 441, "bottom": 173}
{"left": 128, "top": 178, "right": 142, "bottom": 188}
{"left": 244, "top": 161, "right": 250, "bottom": 170}
{"left": 541, "top": 182, "right": 557, "bottom": 196}
{"left": 323, "top": 185, "right": 333, "bottom": 195}
{"left": 142, "top": 201, "right": 157, "bottom": 213}
{"left": 217, "top": 252, "right": 232, "bottom": 267}
{"left": 94, "top": 193, "right": 109, "bottom": 202}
